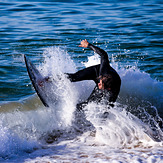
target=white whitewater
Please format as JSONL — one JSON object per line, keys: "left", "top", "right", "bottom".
{"left": 0, "top": 47, "right": 162, "bottom": 162}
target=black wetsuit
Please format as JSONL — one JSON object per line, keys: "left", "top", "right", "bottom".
{"left": 67, "top": 43, "right": 121, "bottom": 110}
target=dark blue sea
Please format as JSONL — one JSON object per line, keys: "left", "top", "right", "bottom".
{"left": 0, "top": 0, "right": 163, "bottom": 162}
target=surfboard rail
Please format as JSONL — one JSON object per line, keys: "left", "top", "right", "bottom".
{"left": 24, "top": 55, "right": 49, "bottom": 107}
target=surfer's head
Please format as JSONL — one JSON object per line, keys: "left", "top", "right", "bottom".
{"left": 98, "top": 75, "right": 113, "bottom": 91}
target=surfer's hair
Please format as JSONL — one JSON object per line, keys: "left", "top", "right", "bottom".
{"left": 98, "top": 75, "right": 113, "bottom": 90}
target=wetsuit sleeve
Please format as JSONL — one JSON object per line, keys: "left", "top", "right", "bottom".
{"left": 88, "top": 43, "right": 110, "bottom": 76}
{"left": 88, "top": 43, "right": 108, "bottom": 59}
{"left": 66, "top": 65, "right": 100, "bottom": 83}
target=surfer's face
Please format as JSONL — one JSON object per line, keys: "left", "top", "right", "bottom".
{"left": 98, "top": 79, "right": 105, "bottom": 90}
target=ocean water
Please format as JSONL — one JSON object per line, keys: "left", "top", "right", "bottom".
{"left": 0, "top": 0, "right": 163, "bottom": 162}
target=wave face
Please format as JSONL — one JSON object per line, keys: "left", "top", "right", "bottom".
{"left": 0, "top": 47, "right": 162, "bottom": 162}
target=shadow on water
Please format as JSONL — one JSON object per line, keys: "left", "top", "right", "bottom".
{"left": 41, "top": 109, "right": 95, "bottom": 144}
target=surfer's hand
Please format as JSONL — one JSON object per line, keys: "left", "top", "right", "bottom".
{"left": 79, "top": 39, "right": 89, "bottom": 48}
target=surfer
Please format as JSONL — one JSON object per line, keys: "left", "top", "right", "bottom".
{"left": 34, "top": 39, "right": 121, "bottom": 109}
{"left": 66, "top": 39, "right": 121, "bottom": 110}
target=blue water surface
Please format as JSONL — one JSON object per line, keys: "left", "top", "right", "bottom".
{"left": 0, "top": 0, "right": 162, "bottom": 102}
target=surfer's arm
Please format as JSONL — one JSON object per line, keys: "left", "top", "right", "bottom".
{"left": 88, "top": 43, "right": 109, "bottom": 61}
{"left": 79, "top": 39, "right": 110, "bottom": 76}
{"left": 79, "top": 39, "right": 109, "bottom": 62}
{"left": 66, "top": 65, "right": 100, "bottom": 82}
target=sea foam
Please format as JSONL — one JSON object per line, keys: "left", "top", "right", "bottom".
{"left": 0, "top": 47, "right": 162, "bottom": 162}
